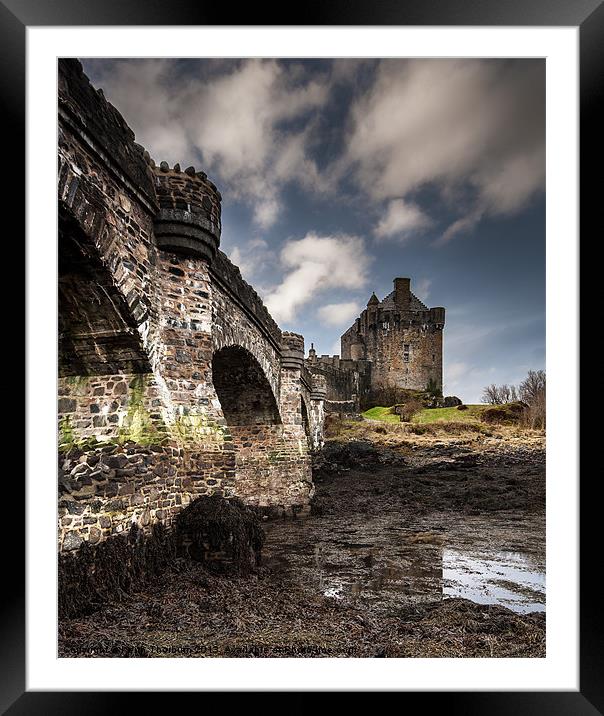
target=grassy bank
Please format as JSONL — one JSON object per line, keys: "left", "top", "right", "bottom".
{"left": 362, "top": 404, "right": 485, "bottom": 424}
{"left": 362, "top": 406, "right": 402, "bottom": 423}
{"left": 413, "top": 405, "right": 485, "bottom": 424}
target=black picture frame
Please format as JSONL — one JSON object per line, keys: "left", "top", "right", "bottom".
{"left": 7, "top": 0, "right": 596, "bottom": 709}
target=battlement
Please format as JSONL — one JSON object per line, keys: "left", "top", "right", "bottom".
{"left": 211, "top": 250, "right": 282, "bottom": 349}
{"left": 305, "top": 349, "right": 371, "bottom": 410}
{"left": 307, "top": 352, "right": 371, "bottom": 375}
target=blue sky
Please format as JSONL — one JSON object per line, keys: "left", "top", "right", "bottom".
{"left": 82, "top": 58, "right": 545, "bottom": 402}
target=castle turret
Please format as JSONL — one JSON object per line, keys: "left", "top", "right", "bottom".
{"left": 152, "top": 162, "right": 222, "bottom": 264}
{"left": 430, "top": 306, "right": 446, "bottom": 329}
{"left": 281, "top": 331, "right": 305, "bottom": 371}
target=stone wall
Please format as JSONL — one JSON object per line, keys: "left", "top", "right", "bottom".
{"left": 305, "top": 352, "right": 372, "bottom": 411}
{"left": 58, "top": 373, "right": 164, "bottom": 445}
{"left": 351, "top": 321, "right": 444, "bottom": 393}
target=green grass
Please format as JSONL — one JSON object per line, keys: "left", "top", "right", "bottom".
{"left": 412, "top": 405, "right": 485, "bottom": 424}
{"left": 361, "top": 406, "right": 401, "bottom": 423}
{"left": 362, "top": 404, "right": 486, "bottom": 424}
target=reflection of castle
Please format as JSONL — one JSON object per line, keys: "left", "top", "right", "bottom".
{"left": 306, "top": 278, "right": 446, "bottom": 410}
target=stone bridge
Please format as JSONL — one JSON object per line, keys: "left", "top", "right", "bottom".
{"left": 57, "top": 59, "right": 326, "bottom": 552}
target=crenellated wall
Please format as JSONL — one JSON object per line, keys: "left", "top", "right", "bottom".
{"left": 57, "top": 59, "right": 325, "bottom": 552}
{"left": 305, "top": 350, "right": 372, "bottom": 413}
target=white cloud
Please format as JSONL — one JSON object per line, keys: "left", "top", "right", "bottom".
{"left": 265, "top": 233, "right": 371, "bottom": 324}
{"left": 253, "top": 198, "right": 281, "bottom": 230}
{"left": 317, "top": 301, "right": 361, "bottom": 327}
{"left": 86, "top": 58, "right": 544, "bottom": 240}
{"left": 414, "top": 278, "right": 432, "bottom": 303}
{"left": 343, "top": 59, "right": 545, "bottom": 240}
{"left": 86, "top": 59, "right": 330, "bottom": 229}
{"left": 446, "top": 361, "right": 469, "bottom": 385}
{"left": 438, "top": 207, "right": 484, "bottom": 245}
{"left": 374, "top": 199, "right": 432, "bottom": 240}
{"left": 229, "top": 238, "right": 272, "bottom": 283}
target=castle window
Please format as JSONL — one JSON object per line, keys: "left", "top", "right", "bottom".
{"left": 432, "top": 354, "right": 435, "bottom": 363}
{"left": 403, "top": 343, "right": 410, "bottom": 363}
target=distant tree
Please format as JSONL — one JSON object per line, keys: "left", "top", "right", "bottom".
{"left": 398, "top": 399, "right": 424, "bottom": 422}
{"left": 482, "top": 384, "right": 504, "bottom": 405}
{"left": 482, "top": 383, "right": 519, "bottom": 405}
{"left": 482, "top": 370, "right": 545, "bottom": 428}
{"left": 519, "top": 370, "right": 546, "bottom": 429}
{"left": 519, "top": 369, "right": 546, "bottom": 405}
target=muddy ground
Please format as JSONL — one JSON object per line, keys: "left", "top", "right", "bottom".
{"left": 58, "top": 427, "right": 546, "bottom": 658}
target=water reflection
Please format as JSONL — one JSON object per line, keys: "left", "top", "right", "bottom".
{"left": 442, "top": 549, "right": 545, "bottom": 614}
{"left": 316, "top": 539, "right": 545, "bottom": 614}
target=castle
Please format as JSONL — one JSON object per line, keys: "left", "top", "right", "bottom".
{"left": 306, "top": 278, "right": 445, "bottom": 410}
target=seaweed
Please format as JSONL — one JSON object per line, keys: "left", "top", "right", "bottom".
{"left": 58, "top": 522, "right": 177, "bottom": 619}
{"left": 175, "top": 495, "right": 265, "bottom": 573}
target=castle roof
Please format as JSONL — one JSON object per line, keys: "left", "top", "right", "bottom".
{"left": 379, "top": 290, "right": 429, "bottom": 312}
{"left": 367, "top": 292, "right": 379, "bottom": 306}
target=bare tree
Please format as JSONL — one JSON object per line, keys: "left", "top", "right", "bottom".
{"left": 482, "top": 370, "right": 546, "bottom": 427}
{"left": 482, "top": 384, "right": 503, "bottom": 405}
{"left": 519, "top": 369, "right": 546, "bottom": 405}
{"left": 519, "top": 370, "right": 546, "bottom": 429}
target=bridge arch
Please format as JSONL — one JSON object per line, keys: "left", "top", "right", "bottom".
{"left": 211, "top": 344, "right": 289, "bottom": 508}
{"left": 211, "top": 345, "right": 282, "bottom": 427}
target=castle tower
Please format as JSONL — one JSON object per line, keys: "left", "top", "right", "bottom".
{"left": 340, "top": 276, "right": 446, "bottom": 394}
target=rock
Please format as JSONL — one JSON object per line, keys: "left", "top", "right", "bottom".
{"left": 66, "top": 501, "right": 85, "bottom": 515}
{"left": 58, "top": 397, "right": 77, "bottom": 413}
{"left": 70, "top": 463, "right": 89, "bottom": 477}
{"left": 89, "top": 527, "right": 102, "bottom": 544}
{"left": 444, "top": 395, "right": 462, "bottom": 407}
{"left": 62, "top": 532, "right": 82, "bottom": 551}
{"left": 104, "top": 454, "right": 128, "bottom": 469}
{"left": 113, "top": 382, "right": 128, "bottom": 395}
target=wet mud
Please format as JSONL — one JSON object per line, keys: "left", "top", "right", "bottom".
{"left": 59, "top": 434, "right": 546, "bottom": 658}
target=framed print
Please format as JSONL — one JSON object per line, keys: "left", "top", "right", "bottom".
{"left": 5, "top": 0, "right": 597, "bottom": 708}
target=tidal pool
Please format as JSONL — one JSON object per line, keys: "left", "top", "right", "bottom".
{"left": 263, "top": 513, "right": 546, "bottom": 616}
{"left": 442, "top": 549, "right": 545, "bottom": 614}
